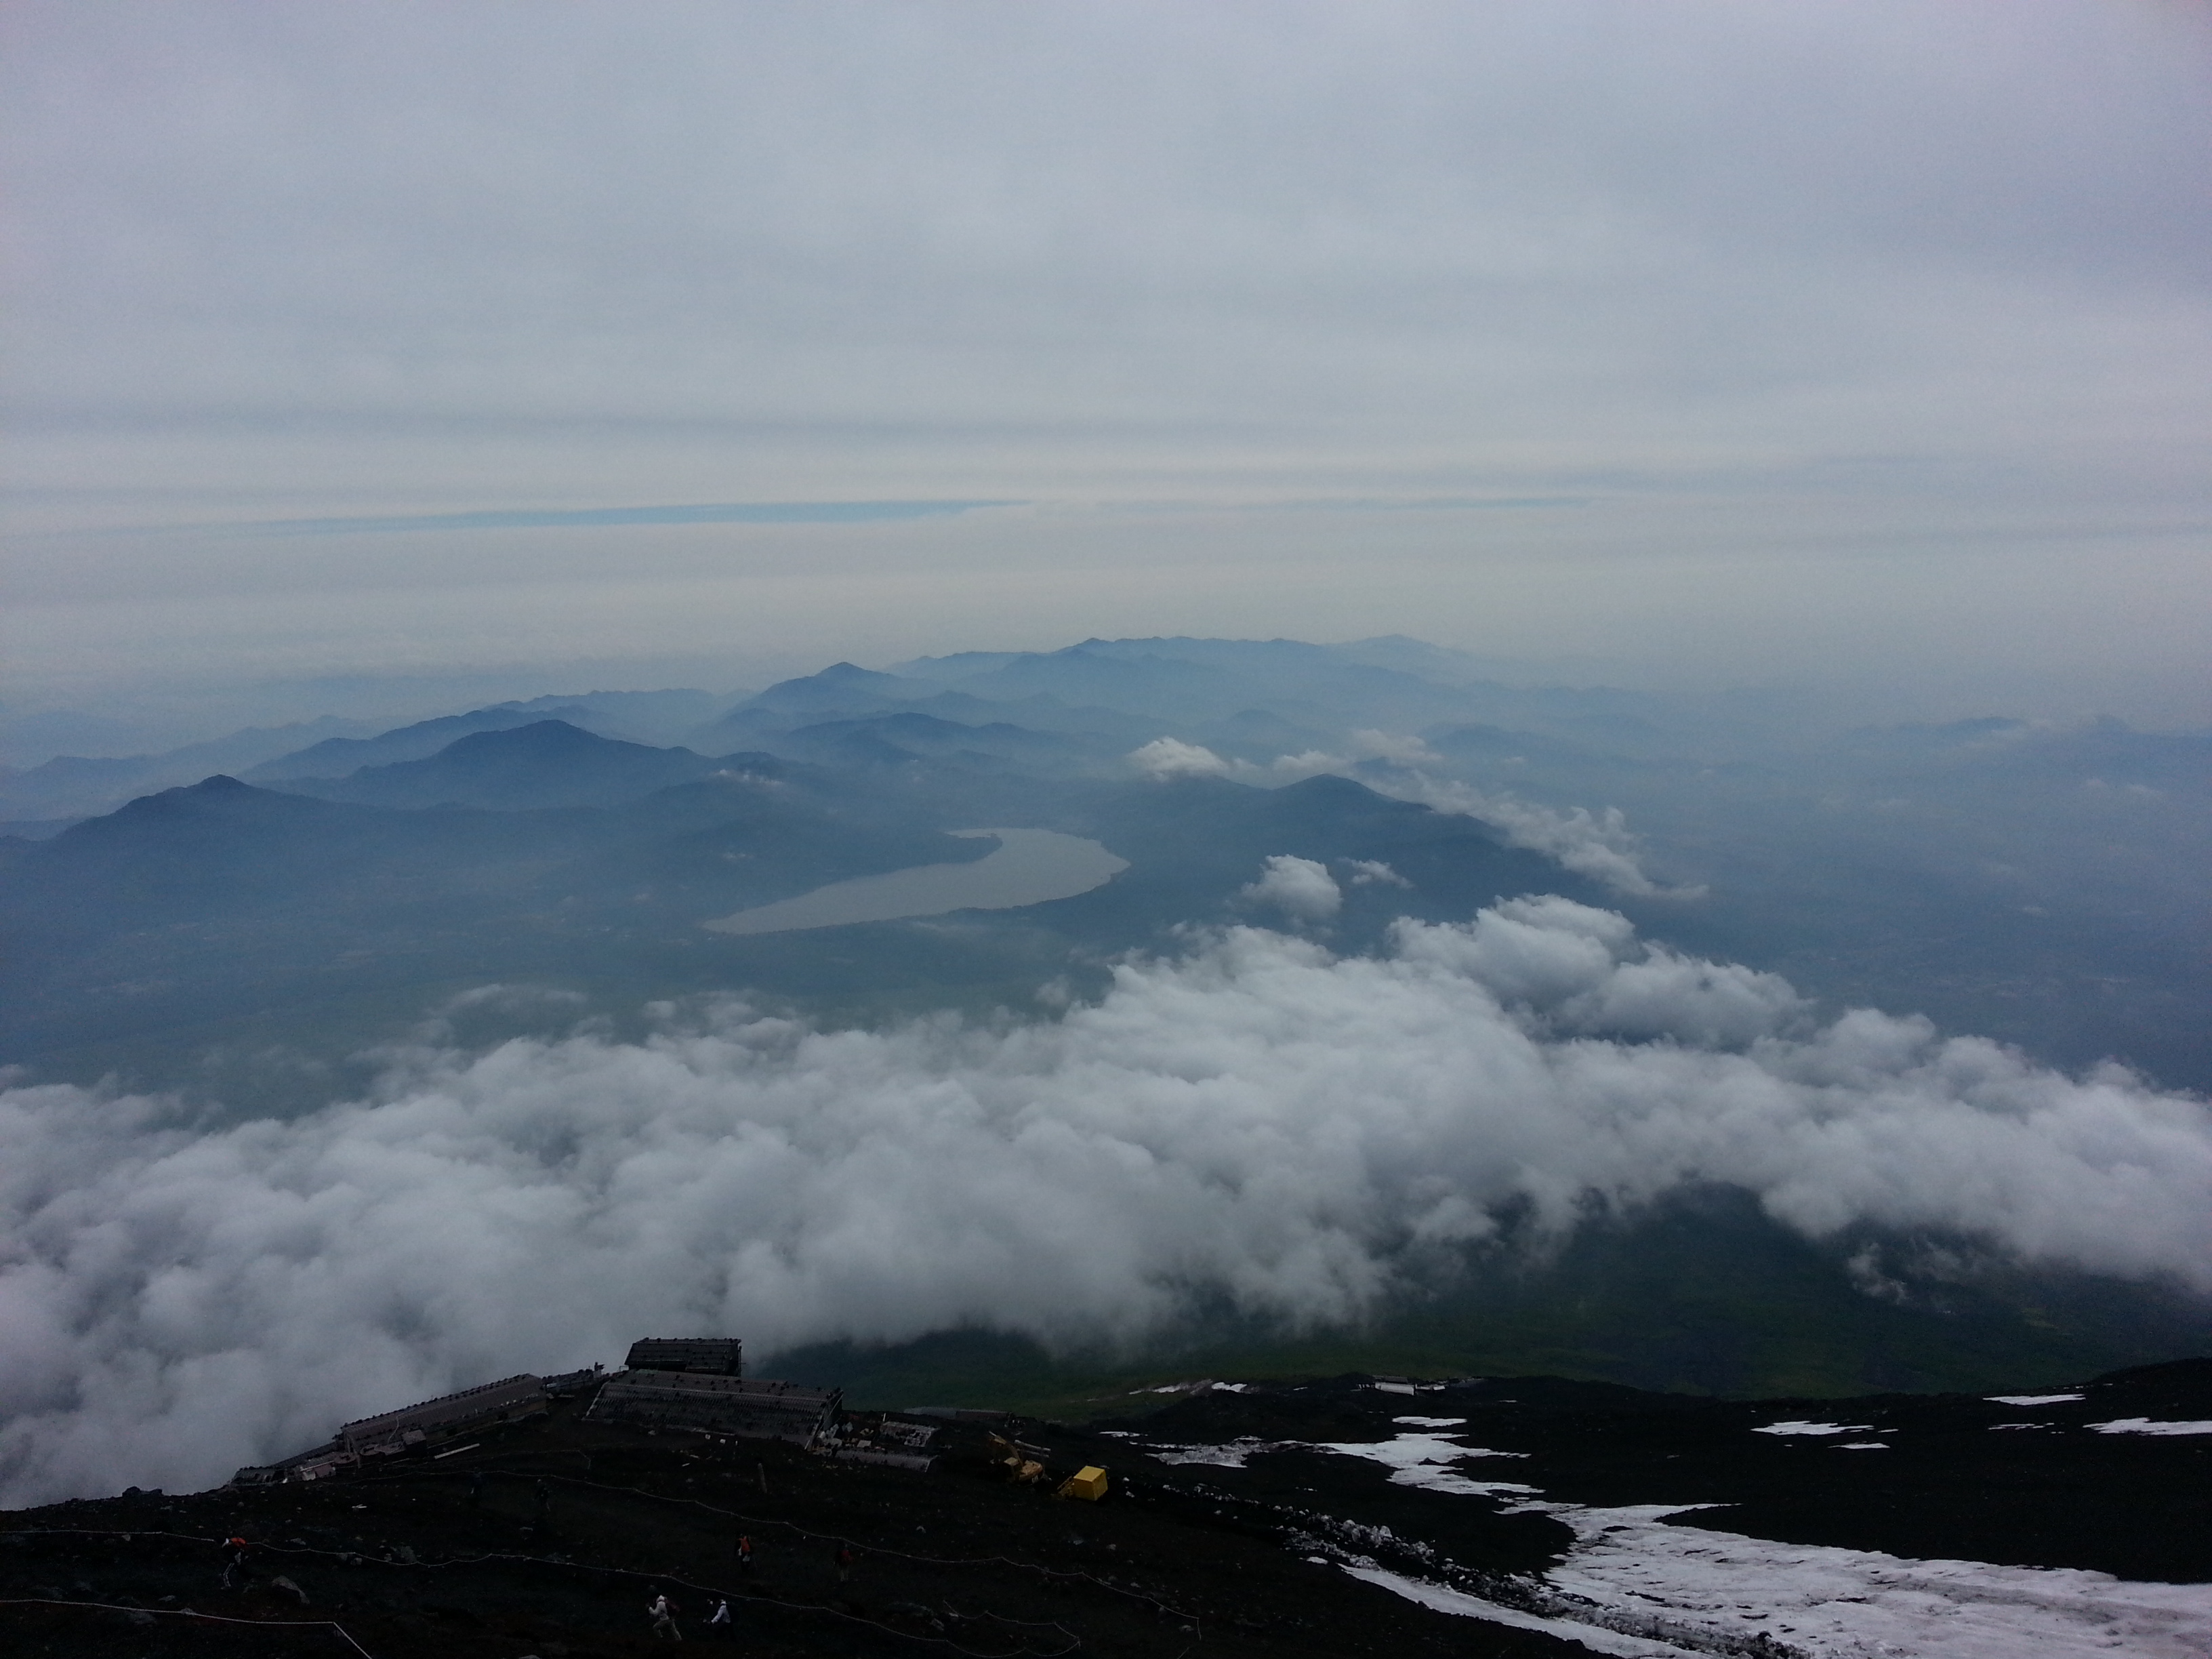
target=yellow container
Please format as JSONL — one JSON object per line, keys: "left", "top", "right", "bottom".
{"left": 1057, "top": 1465, "right": 1109, "bottom": 1501}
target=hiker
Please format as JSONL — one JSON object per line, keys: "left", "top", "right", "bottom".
{"left": 835, "top": 1543, "right": 855, "bottom": 1586}
{"left": 708, "top": 1599, "right": 733, "bottom": 1640}
{"left": 735, "top": 1534, "right": 754, "bottom": 1572}
{"left": 648, "top": 1589, "right": 682, "bottom": 1641}
{"left": 220, "top": 1536, "right": 250, "bottom": 1589}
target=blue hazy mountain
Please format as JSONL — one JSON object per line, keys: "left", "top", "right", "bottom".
{"left": 743, "top": 660, "right": 926, "bottom": 716}
{"left": 242, "top": 703, "right": 597, "bottom": 782}
{"left": 0, "top": 714, "right": 386, "bottom": 823}
{"left": 895, "top": 637, "right": 1683, "bottom": 743}
{"left": 270, "top": 719, "right": 729, "bottom": 810}
{"left": 710, "top": 637, "right": 1776, "bottom": 765}
{"left": 493, "top": 686, "right": 731, "bottom": 745}
{"left": 0, "top": 761, "right": 1008, "bottom": 1084}
{"left": 0, "top": 691, "right": 733, "bottom": 824}
{"left": 686, "top": 681, "right": 1166, "bottom": 756}
{"left": 9, "top": 640, "right": 2203, "bottom": 1090}
{"left": 737, "top": 711, "right": 1113, "bottom": 773}
{"left": 0, "top": 720, "right": 1597, "bottom": 1100}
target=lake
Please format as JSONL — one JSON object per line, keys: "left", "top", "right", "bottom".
{"left": 701, "top": 827, "right": 1128, "bottom": 935}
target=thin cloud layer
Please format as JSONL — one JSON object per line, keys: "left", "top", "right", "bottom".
{"left": 1128, "top": 737, "right": 1687, "bottom": 896}
{"left": 4, "top": 894, "right": 2207, "bottom": 1506}
{"left": 1376, "top": 773, "right": 1698, "bottom": 899}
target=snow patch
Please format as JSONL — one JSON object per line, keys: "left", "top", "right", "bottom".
{"left": 1341, "top": 1563, "right": 1703, "bottom": 1657}
{"left": 2088, "top": 1418, "right": 2212, "bottom": 1437}
{"left": 1311, "top": 1431, "right": 1540, "bottom": 1497}
{"left": 1753, "top": 1420, "right": 1876, "bottom": 1436}
{"left": 1146, "top": 1428, "right": 1536, "bottom": 1494}
{"left": 1987, "top": 1392, "right": 2085, "bottom": 1406}
{"left": 1145, "top": 1437, "right": 1286, "bottom": 1468}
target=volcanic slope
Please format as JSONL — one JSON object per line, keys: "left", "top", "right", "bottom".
{"left": 6, "top": 1360, "right": 2209, "bottom": 1658}
{"left": 0, "top": 1387, "right": 1587, "bottom": 1659}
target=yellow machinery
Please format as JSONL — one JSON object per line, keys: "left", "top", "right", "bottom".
{"left": 1055, "top": 1465, "right": 1108, "bottom": 1502}
{"left": 987, "top": 1433, "right": 1048, "bottom": 1485}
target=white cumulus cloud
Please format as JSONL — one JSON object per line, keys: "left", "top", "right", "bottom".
{"left": 1346, "top": 859, "right": 1411, "bottom": 888}
{"left": 1128, "top": 737, "right": 1237, "bottom": 779}
{"left": 1238, "top": 855, "right": 1343, "bottom": 922}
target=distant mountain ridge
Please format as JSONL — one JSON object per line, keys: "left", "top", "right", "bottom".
{"left": 0, "top": 715, "right": 385, "bottom": 823}
{"left": 5, "top": 632, "right": 2204, "bottom": 1085}
{"left": 0, "top": 688, "right": 737, "bottom": 824}
{"left": 697, "top": 637, "right": 1732, "bottom": 758}
{"left": 269, "top": 718, "right": 731, "bottom": 811}
{"left": 243, "top": 704, "right": 598, "bottom": 782}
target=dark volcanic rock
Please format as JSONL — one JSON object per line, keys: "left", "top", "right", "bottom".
{"left": 0, "top": 1390, "right": 1588, "bottom": 1658}
{"left": 9, "top": 1361, "right": 2208, "bottom": 1656}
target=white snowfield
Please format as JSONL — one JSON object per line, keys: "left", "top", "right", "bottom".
{"left": 1166, "top": 1428, "right": 2212, "bottom": 1657}
{"left": 1986, "top": 1392, "right": 2085, "bottom": 1406}
{"left": 1340, "top": 1563, "right": 1708, "bottom": 1658}
{"left": 2088, "top": 1418, "right": 2212, "bottom": 1436}
{"left": 1515, "top": 1502, "right": 2212, "bottom": 1659}
{"left": 1751, "top": 1420, "right": 1877, "bottom": 1436}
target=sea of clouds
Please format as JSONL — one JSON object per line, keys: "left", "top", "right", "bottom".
{"left": 3, "top": 872, "right": 2208, "bottom": 1506}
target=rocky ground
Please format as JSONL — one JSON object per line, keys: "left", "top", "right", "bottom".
{"left": 4, "top": 1357, "right": 2208, "bottom": 1658}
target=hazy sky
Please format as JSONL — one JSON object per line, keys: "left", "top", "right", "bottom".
{"left": 4, "top": 1, "right": 2208, "bottom": 728}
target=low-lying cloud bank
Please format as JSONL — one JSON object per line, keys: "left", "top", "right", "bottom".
{"left": 5, "top": 894, "right": 2208, "bottom": 1505}
{"left": 1127, "top": 736, "right": 1689, "bottom": 896}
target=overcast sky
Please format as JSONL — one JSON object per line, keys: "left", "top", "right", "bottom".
{"left": 4, "top": 1, "right": 2208, "bottom": 729}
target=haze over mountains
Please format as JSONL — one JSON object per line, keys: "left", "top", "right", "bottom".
{"left": 2, "top": 635, "right": 2207, "bottom": 1509}
{"left": 7, "top": 636, "right": 2203, "bottom": 1082}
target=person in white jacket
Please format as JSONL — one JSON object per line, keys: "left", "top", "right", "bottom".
{"left": 648, "top": 1589, "right": 682, "bottom": 1641}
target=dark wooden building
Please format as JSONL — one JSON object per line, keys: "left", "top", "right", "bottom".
{"left": 623, "top": 1337, "right": 743, "bottom": 1376}
{"left": 586, "top": 1371, "right": 839, "bottom": 1444}
{"left": 340, "top": 1374, "right": 550, "bottom": 1459}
